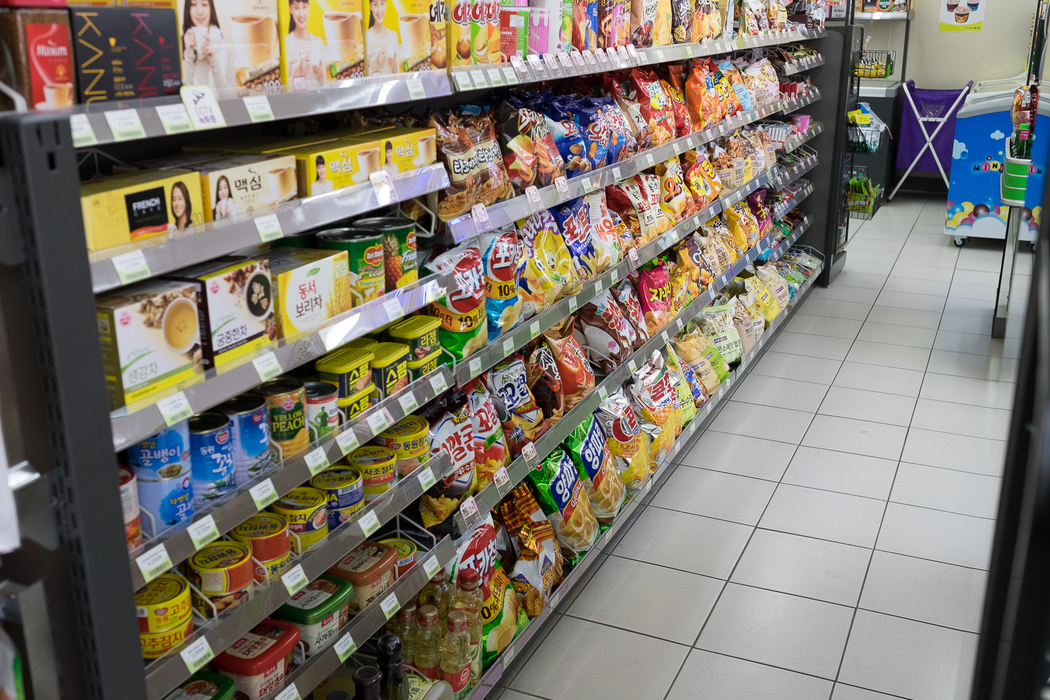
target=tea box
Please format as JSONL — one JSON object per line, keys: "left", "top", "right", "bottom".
{"left": 257, "top": 247, "right": 351, "bottom": 339}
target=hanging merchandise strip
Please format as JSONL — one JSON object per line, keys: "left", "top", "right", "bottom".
{"left": 780, "top": 90, "right": 823, "bottom": 116}
{"left": 90, "top": 165, "right": 448, "bottom": 294}
{"left": 128, "top": 366, "right": 453, "bottom": 590}
{"left": 769, "top": 153, "right": 819, "bottom": 191}
{"left": 782, "top": 54, "right": 826, "bottom": 76}
{"left": 142, "top": 458, "right": 454, "bottom": 699}
{"left": 781, "top": 122, "right": 825, "bottom": 155}
{"left": 452, "top": 214, "right": 813, "bottom": 532}
{"left": 774, "top": 181, "right": 816, "bottom": 221}
{"left": 462, "top": 256, "right": 824, "bottom": 700}
{"left": 110, "top": 273, "right": 449, "bottom": 452}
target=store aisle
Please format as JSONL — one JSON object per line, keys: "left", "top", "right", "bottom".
{"left": 494, "top": 194, "right": 1024, "bottom": 700}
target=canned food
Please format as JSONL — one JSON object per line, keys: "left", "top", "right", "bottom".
{"left": 346, "top": 338, "right": 380, "bottom": 352}
{"left": 187, "top": 542, "right": 255, "bottom": 596}
{"left": 254, "top": 549, "right": 293, "bottom": 583}
{"left": 189, "top": 413, "right": 237, "bottom": 507}
{"left": 129, "top": 421, "right": 191, "bottom": 481}
{"left": 119, "top": 467, "right": 143, "bottom": 550}
{"left": 375, "top": 416, "right": 431, "bottom": 477}
{"left": 338, "top": 384, "right": 374, "bottom": 423}
{"left": 215, "top": 393, "right": 272, "bottom": 485}
{"left": 370, "top": 342, "right": 410, "bottom": 399}
{"left": 316, "top": 227, "right": 385, "bottom": 307}
{"left": 407, "top": 349, "right": 442, "bottom": 381}
{"left": 347, "top": 445, "right": 396, "bottom": 501}
{"left": 309, "top": 468, "right": 364, "bottom": 527}
{"left": 355, "top": 216, "right": 419, "bottom": 291}
{"left": 315, "top": 347, "right": 374, "bottom": 399}
{"left": 273, "top": 575, "right": 354, "bottom": 662}
{"left": 137, "top": 472, "right": 193, "bottom": 539}
{"left": 140, "top": 615, "right": 194, "bottom": 659}
{"left": 387, "top": 316, "right": 440, "bottom": 360}
{"left": 168, "top": 673, "right": 236, "bottom": 700}
{"left": 270, "top": 487, "right": 328, "bottom": 554}
{"left": 231, "top": 513, "right": 290, "bottom": 562}
{"left": 135, "top": 573, "right": 192, "bottom": 633}
{"left": 304, "top": 381, "right": 339, "bottom": 443}
{"left": 259, "top": 377, "right": 308, "bottom": 457}
{"left": 379, "top": 537, "right": 418, "bottom": 578}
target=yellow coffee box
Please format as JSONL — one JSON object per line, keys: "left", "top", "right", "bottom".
{"left": 281, "top": 137, "right": 382, "bottom": 197}
{"left": 371, "top": 127, "right": 438, "bottom": 173}
{"left": 80, "top": 169, "right": 204, "bottom": 252}
{"left": 279, "top": 0, "right": 364, "bottom": 90}
{"left": 257, "top": 248, "right": 351, "bottom": 339}
{"left": 176, "top": 0, "right": 280, "bottom": 93}
{"left": 96, "top": 280, "right": 204, "bottom": 411}
{"left": 164, "top": 256, "right": 275, "bottom": 369}
{"left": 363, "top": 0, "right": 432, "bottom": 75}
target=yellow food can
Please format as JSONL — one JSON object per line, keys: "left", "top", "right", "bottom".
{"left": 135, "top": 573, "right": 193, "bottom": 633}
{"left": 347, "top": 445, "right": 397, "bottom": 502}
{"left": 140, "top": 615, "right": 194, "bottom": 659}
{"left": 270, "top": 487, "right": 329, "bottom": 554}
{"left": 375, "top": 416, "right": 431, "bottom": 477}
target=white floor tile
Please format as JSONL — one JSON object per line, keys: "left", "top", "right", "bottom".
{"left": 865, "top": 305, "right": 942, "bottom": 329}
{"left": 849, "top": 250, "right": 900, "bottom": 266}
{"left": 942, "top": 295, "right": 995, "bottom": 317}
{"left": 900, "top": 429, "right": 1008, "bottom": 477}
{"left": 838, "top": 611, "right": 977, "bottom": 700}
{"left": 773, "top": 332, "right": 855, "bottom": 361}
{"left": 710, "top": 402, "right": 814, "bottom": 445}
{"left": 753, "top": 352, "right": 844, "bottom": 385}
{"left": 947, "top": 283, "right": 998, "bottom": 303}
{"left": 848, "top": 238, "right": 905, "bottom": 254}
{"left": 903, "top": 251, "right": 961, "bottom": 269}
{"left": 846, "top": 340, "right": 931, "bottom": 371}
{"left": 613, "top": 507, "right": 752, "bottom": 579}
{"left": 696, "top": 584, "right": 854, "bottom": 680}
{"left": 667, "top": 650, "right": 834, "bottom": 700}
{"left": 494, "top": 691, "right": 541, "bottom": 700}
{"left": 881, "top": 276, "right": 951, "bottom": 297}
{"left": 788, "top": 314, "right": 864, "bottom": 340}
{"left": 759, "top": 484, "right": 885, "bottom": 548}
{"left": 890, "top": 463, "right": 1002, "bottom": 519}
{"left": 860, "top": 551, "right": 988, "bottom": 633}
{"left": 681, "top": 431, "right": 799, "bottom": 481}
{"left": 890, "top": 263, "right": 956, "bottom": 283}
{"left": 877, "top": 503, "right": 995, "bottom": 570}
{"left": 938, "top": 312, "right": 993, "bottom": 336}
{"left": 919, "top": 373, "right": 1015, "bottom": 410}
{"left": 651, "top": 468, "right": 776, "bottom": 526}
{"left": 567, "top": 557, "right": 722, "bottom": 644}
{"left": 910, "top": 398, "right": 1012, "bottom": 441}
{"left": 818, "top": 387, "right": 916, "bottom": 427}
{"left": 811, "top": 284, "right": 881, "bottom": 305}
{"left": 926, "top": 349, "right": 1018, "bottom": 383}
{"left": 875, "top": 290, "right": 947, "bottom": 313}
{"left": 802, "top": 415, "right": 908, "bottom": 460}
{"left": 510, "top": 616, "right": 689, "bottom": 700}
{"left": 833, "top": 362, "right": 925, "bottom": 397}
{"left": 783, "top": 446, "right": 899, "bottom": 499}
{"left": 857, "top": 321, "right": 937, "bottom": 349}
{"left": 934, "top": 330, "right": 1021, "bottom": 359}
{"left": 956, "top": 250, "right": 1003, "bottom": 273}
{"left": 955, "top": 269, "right": 1000, "bottom": 286}
{"left": 832, "top": 685, "right": 909, "bottom": 700}
{"left": 731, "top": 529, "right": 871, "bottom": 606}
{"left": 834, "top": 271, "right": 888, "bottom": 289}
{"left": 798, "top": 298, "right": 874, "bottom": 321}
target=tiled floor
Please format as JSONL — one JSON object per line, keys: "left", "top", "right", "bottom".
{"left": 497, "top": 194, "right": 1024, "bottom": 700}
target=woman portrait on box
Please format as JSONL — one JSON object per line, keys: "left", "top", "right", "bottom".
{"left": 171, "top": 182, "right": 194, "bottom": 230}
{"left": 182, "top": 0, "right": 232, "bottom": 90}
{"left": 287, "top": 0, "right": 326, "bottom": 89}
{"left": 213, "top": 175, "right": 239, "bottom": 219}
{"left": 313, "top": 155, "right": 334, "bottom": 194}
{"left": 366, "top": 0, "right": 399, "bottom": 75}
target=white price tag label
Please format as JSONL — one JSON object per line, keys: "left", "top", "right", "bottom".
{"left": 252, "top": 352, "right": 282, "bottom": 381}
{"left": 568, "top": 295, "right": 578, "bottom": 313}
{"left": 104, "top": 109, "right": 146, "bottom": 142}
{"left": 549, "top": 591, "right": 561, "bottom": 609}
{"left": 469, "top": 356, "right": 482, "bottom": 376}
{"left": 521, "top": 441, "right": 539, "bottom": 468}
{"left": 554, "top": 176, "right": 570, "bottom": 199}
{"left": 304, "top": 446, "right": 330, "bottom": 475}
{"left": 454, "top": 72, "right": 472, "bottom": 90}
{"left": 255, "top": 213, "right": 283, "bottom": 242}
{"left": 487, "top": 68, "right": 504, "bottom": 86}
{"left": 406, "top": 77, "right": 425, "bottom": 100}
{"left": 282, "top": 564, "right": 309, "bottom": 596}
{"left": 112, "top": 250, "right": 152, "bottom": 285}
{"left": 643, "top": 479, "right": 653, "bottom": 495}
{"left": 359, "top": 509, "right": 380, "bottom": 537}
{"left": 249, "top": 478, "right": 278, "bottom": 509}
{"left": 503, "top": 66, "right": 519, "bottom": 85}
{"left": 628, "top": 248, "right": 640, "bottom": 266}
{"left": 559, "top": 52, "right": 573, "bottom": 69}
{"left": 626, "top": 45, "right": 640, "bottom": 64}
{"left": 685, "top": 45, "right": 694, "bottom": 58}
{"left": 617, "top": 46, "right": 630, "bottom": 64}
{"left": 381, "top": 593, "right": 401, "bottom": 620}
{"left": 336, "top": 429, "right": 359, "bottom": 456}
{"left": 472, "top": 202, "right": 489, "bottom": 224}
{"left": 661, "top": 331, "right": 669, "bottom": 344}
{"left": 511, "top": 55, "right": 526, "bottom": 72}
{"left": 423, "top": 556, "right": 440, "bottom": 579}
{"left": 335, "top": 633, "right": 357, "bottom": 663}
{"left": 718, "top": 274, "right": 727, "bottom": 287}
{"left": 70, "top": 114, "right": 98, "bottom": 148}
{"left": 471, "top": 70, "right": 488, "bottom": 88}
{"left": 156, "top": 103, "right": 193, "bottom": 135}
{"left": 586, "top": 51, "right": 599, "bottom": 66}
{"left": 503, "top": 644, "right": 516, "bottom": 666}
{"left": 656, "top": 49, "right": 665, "bottom": 62}
{"left": 529, "top": 320, "right": 541, "bottom": 338}
{"left": 187, "top": 515, "right": 219, "bottom": 551}
{"left": 367, "top": 411, "right": 390, "bottom": 435}
{"left": 399, "top": 392, "right": 419, "bottom": 415}
{"left": 628, "top": 359, "right": 637, "bottom": 373}
{"left": 645, "top": 153, "right": 655, "bottom": 168}
{"left": 135, "top": 545, "right": 172, "bottom": 584}
{"left": 417, "top": 466, "right": 437, "bottom": 491}
{"left": 156, "top": 391, "right": 193, "bottom": 427}
{"left": 493, "top": 466, "right": 511, "bottom": 496}
{"left": 430, "top": 373, "right": 448, "bottom": 394}
{"left": 242, "top": 95, "right": 274, "bottom": 122}
{"left": 274, "top": 686, "right": 301, "bottom": 700}
{"left": 543, "top": 55, "right": 560, "bottom": 75}
{"left": 525, "top": 185, "right": 543, "bottom": 211}
{"left": 383, "top": 298, "right": 405, "bottom": 323}
{"left": 503, "top": 337, "right": 516, "bottom": 356}
{"left": 598, "top": 385, "right": 608, "bottom": 400}
{"left": 676, "top": 318, "right": 684, "bottom": 331}
{"left": 180, "top": 84, "right": 226, "bottom": 130}
{"left": 594, "top": 279, "right": 603, "bottom": 294}
{"left": 571, "top": 51, "right": 585, "bottom": 66}
{"left": 673, "top": 142, "right": 682, "bottom": 155}
{"left": 610, "top": 268, "right": 619, "bottom": 284}
{"left": 582, "top": 177, "right": 595, "bottom": 194}
{"left": 460, "top": 494, "right": 480, "bottom": 524}
{"left": 613, "top": 166, "right": 623, "bottom": 181}
{"left": 180, "top": 637, "right": 214, "bottom": 674}
{"left": 370, "top": 170, "right": 396, "bottom": 206}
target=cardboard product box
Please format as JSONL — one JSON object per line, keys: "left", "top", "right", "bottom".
{"left": 372, "top": 127, "right": 437, "bottom": 173}
{"left": 80, "top": 169, "right": 205, "bottom": 252}
{"left": 0, "top": 9, "right": 75, "bottom": 111}
{"left": 364, "top": 0, "right": 431, "bottom": 75}
{"left": 276, "top": 137, "right": 381, "bottom": 197}
{"left": 97, "top": 279, "right": 204, "bottom": 410}
{"left": 278, "top": 0, "right": 364, "bottom": 92}
{"left": 70, "top": 6, "right": 181, "bottom": 103}
{"left": 429, "top": 0, "right": 447, "bottom": 69}
{"left": 178, "top": 0, "right": 280, "bottom": 93}
{"left": 165, "top": 256, "right": 275, "bottom": 368}
{"left": 257, "top": 248, "right": 351, "bottom": 339}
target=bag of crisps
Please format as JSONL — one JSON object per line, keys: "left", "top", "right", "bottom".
{"left": 500, "top": 485, "right": 563, "bottom": 617}
{"left": 462, "top": 108, "right": 514, "bottom": 206}
{"left": 467, "top": 378, "right": 509, "bottom": 490}
{"left": 674, "top": 236, "right": 703, "bottom": 297}
{"left": 696, "top": 304, "right": 744, "bottom": 363}
{"left": 628, "top": 69, "right": 676, "bottom": 145}
{"left": 603, "top": 73, "right": 654, "bottom": 151}
{"left": 427, "top": 243, "right": 488, "bottom": 361}
{"left": 497, "top": 97, "right": 568, "bottom": 194}
{"left": 730, "top": 296, "right": 756, "bottom": 355}
{"left": 745, "top": 276, "right": 781, "bottom": 323}
{"left": 584, "top": 190, "right": 622, "bottom": 270}
{"left": 480, "top": 229, "right": 525, "bottom": 341}
{"left": 565, "top": 415, "right": 626, "bottom": 523}
{"left": 419, "top": 390, "right": 476, "bottom": 529}
{"left": 575, "top": 289, "right": 637, "bottom": 373}
{"left": 613, "top": 278, "right": 651, "bottom": 348}
{"left": 485, "top": 355, "right": 549, "bottom": 456}
{"left": 528, "top": 447, "right": 600, "bottom": 561}
{"left": 664, "top": 349, "right": 696, "bottom": 425}
{"left": 542, "top": 317, "right": 596, "bottom": 412}
{"left": 635, "top": 262, "right": 672, "bottom": 335}
{"left": 756, "top": 263, "right": 791, "bottom": 310}
{"left": 703, "top": 217, "right": 743, "bottom": 259}
{"left": 430, "top": 110, "right": 481, "bottom": 221}
{"left": 595, "top": 388, "right": 650, "bottom": 496}
{"left": 629, "top": 350, "right": 680, "bottom": 454}
{"left": 656, "top": 156, "right": 692, "bottom": 222}
{"left": 666, "top": 342, "right": 708, "bottom": 407}
{"left": 524, "top": 341, "right": 565, "bottom": 426}
{"left": 551, "top": 197, "right": 601, "bottom": 281}
{"left": 516, "top": 209, "right": 579, "bottom": 312}
{"left": 672, "top": 332, "right": 723, "bottom": 393}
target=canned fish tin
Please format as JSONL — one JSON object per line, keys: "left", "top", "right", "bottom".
{"left": 370, "top": 342, "right": 410, "bottom": 399}
{"left": 305, "top": 381, "right": 339, "bottom": 443}
{"left": 119, "top": 467, "right": 143, "bottom": 550}
{"left": 387, "top": 316, "right": 440, "bottom": 360}
{"left": 379, "top": 537, "right": 418, "bottom": 577}
{"left": 254, "top": 550, "right": 293, "bottom": 583}
{"left": 407, "top": 349, "right": 441, "bottom": 381}
{"left": 259, "top": 377, "right": 308, "bottom": 457}
{"left": 348, "top": 445, "right": 396, "bottom": 501}
{"left": 137, "top": 472, "right": 194, "bottom": 538}
{"left": 215, "top": 393, "right": 272, "bottom": 485}
{"left": 130, "top": 421, "right": 191, "bottom": 480}
{"left": 316, "top": 227, "right": 385, "bottom": 307}
{"left": 140, "top": 615, "right": 194, "bottom": 659}
{"left": 187, "top": 541, "right": 255, "bottom": 596}
{"left": 231, "top": 513, "right": 290, "bottom": 562}
{"left": 315, "top": 347, "right": 374, "bottom": 399}
{"left": 270, "top": 487, "right": 328, "bottom": 554}
{"left": 135, "top": 573, "right": 192, "bottom": 633}
{"left": 376, "top": 415, "right": 431, "bottom": 477}
{"left": 355, "top": 216, "right": 419, "bottom": 292}
{"left": 309, "top": 468, "right": 364, "bottom": 527}
{"left": 338, "top": 384, "right": 374, "bottom": 422}
{"left": 189, "top": 413, "right": 237, "bottom": 507}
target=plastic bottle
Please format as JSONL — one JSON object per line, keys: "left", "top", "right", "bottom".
{"left": 452, "top": 568, "right": 483, "bottom": 687}
{"left": 405, "top": 673, "right": 455, "bottom": 700}
{"left": 388, "top": 602, "right": 418, "bottom": 666}
{"left": 417, "top": 568, "right": 452, "bottom": 631}
{"left": 353, "top": 666, "right": 383, "bottom": 700}
{"left": 413, "top": 605, "right": 442, "bottom": 679}
{"left": 439, "top": 610, "right": 471, "bottom": 699}
{"left": 377, "top": 634, "right": 409, "bottom": 700}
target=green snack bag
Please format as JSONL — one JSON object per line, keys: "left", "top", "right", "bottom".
{"left": 528, "top": 448, "right": 600, "bottom": 562}
{"left": 564, "top": 416, "right": 626, "bottom": 524}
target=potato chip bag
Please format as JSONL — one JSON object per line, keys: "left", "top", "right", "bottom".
{"left": 628, "top": 69, "right": 676, "bottom": 145}
{"left": 730, "top": 296, "right": 755, "bottom": 355}
{"left": 630, "top": 0, "right": 656, "bottom": 47}
{"left": 703, "top": 217, "right": 743, "bottom": 259}
{"left": 462, "top": 109, "right": 514, "bottom": 206}
{"left": 547, "top": 95, "right": 609, "bottom": 171}
{"left": 606, "top": 174, "right": 669, "bottom": 243}
{"left": 652, "top": 0, "right": 671, "bottom": 45}
{"left": 467, "top": 378, "right": 509, "bottom": 490}
{"left": 696, "top": 156, "right": 723, "bottom": 200}
{"left": 500, "top": 485, "right": 564, "bottom": 593}
{"left": 721, "top": 203, "right": 754, "bottom": 252}
{"left": 497, "top": 97, "right": 568, "bottom": 194}
{"left": 669, "top": 0, "right": 691, "bottom": 43}
{"left": 431, "top": 111, "right": 482, "bottom": 221}
{"left": 584, "top": 190, "right": 622, "bottom": 270}
{"left": 745, "top": 276, "right": 781, "bottom": 323}
{"left": 427, "top": 243, "right": 488, "bottom": 361}
{"left": 516, "top": 209, "right": 579, "bottom": 311}
{"left": 598, "top": 97, "right": 639, "bottom": 162}
{"left": 683, "top": 159, "right": 714, "bottom": 211}
{"left": 480, "top": 229, "right": 525, "bottom": 341}
{"left": 613, "top": 278, "right": 651, "bottom": 348}
{"left": 507, "top": 517, "right": 559, "bottom": 618}
{"left": 668, "top": 260, "right": 691, "bottom": 314}
{"left": 610, "top": 209, "right": 637, "bottom": 257}
{"left": 664, "top": 350, "right": 696, "bottom": 425}
{"left": 419, "top": 390, "right": 476, "bottom": 528}
{"left": 659, "top": 76, "right": 693, "bottom": 137}
{"left": 551, "top": 197, "right": 600, "bottom": 281}
{"left": 740, "top": 290, "right": 766, "bottom": 342}
{"left": 543, "top": 317, "right": 596, "bottom": 412}
{"left": 603, "top": 73, "right": 654, "bottom": 151}
{"left": 756, "top": 264, "right": 790, "bottom": 310}
{"left": 685, "top": 61, "right": 722, "bottom": 129}
{"left": 630, "top": 350, "right": 680, "bottom": 447}
{"left": 528, "top": 447, "right": 600, "bottom": 560}
{"left": 718, "top": 60, "right": 752, "bottom": 112}
{"left": 576, "top": 289, "right": 637, "bottom": 372}
{"left": 485, "top": 355, "right": 549, "bottom": 455}
{"left": 672, "top": 332, "right": 723, "bottom": 393}
{"left": 635, "top": 261, "right": 672, "bottom": 335}
{"left": 666, "top": 342, "right": 708, "bottom": 407}
{"left": 674, "top": 236, "right": 703, "bottom": 297}
{"left": 595, "top": 388, "right": 650, "bottom": 496}
{"left": 565, "top": 415, "right": 626, "bottom": 523}
{"left": 747, "top": 189, "right": 773, "bottom": 236}
{"left": 656, "top": 157, "right": 691, "bottom": 222}
{"left": 696, "top": 304, "right": 743, "bottom": 363}
{"left": 524, "top": 341, "right": 565, "bottom": 426}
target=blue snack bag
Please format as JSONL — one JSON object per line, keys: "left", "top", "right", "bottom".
{"left": 551, "top": 197, "right": 600, "bottom": 281}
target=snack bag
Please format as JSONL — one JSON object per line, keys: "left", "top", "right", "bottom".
{"left": 462, "top": 109, "right": 514, "bottom": 206}
{"left": 718, "top": 60, "right": 752, "bottom": 112}
{"left": 696, "top": 0, "right": 724, "bottom": 39}
{"left": 597, "top": 97, "right": 639, "bottom": 162}
{"left": 696, "top": 304, "right": 743, "bottom": 363}
{"left": 485, "top": 355, "right": 549, "bottom": 454}
{"left": 547, "top": 95, "right": 609, "bottom": 171}
{"left": 516, "top": 209, "right": 579, "bottom": 311}
{"left": 427, "top": 243, "right": 487, "bottom": 360}
{"left": 611, "top": 209, "right": 637, "bottom": 257}
{"left": 685, "top": 61, "right": 722, "bottom": 129}
{"left": 551, "top": 197, "right": 601, "bottom": 281}
{"left": 666, "top": 342, "right": 708, "bottom": 407}
{"left": 628, "top": 69, "right": 676, "bottom": 145}
{"left": 669, "top": 0, "right": 691, "bottom": 43}
{"left": 674, "top": 237, "right": 702, "bottom": 297}
{"left": 508, "top": 517, "right": 559, "bottom": 618}
{"left": 673, "top": 331, "right": 723, "bottom": 393}
{"left": 572, "top": 0, "right": 588, "bottom": 49}
{"left": 683, "top": 232, "right": 714, "bottom": 289}
{"left": 613, "top": 278, "right": 651, "bottom": 348}
{"left": 703, "top": 217, "right": 743, "bottom": 259}
{"left": 667, "top": 259, "right": 691, "bottom": 314}
{"left": 656, "top": 156, "right": 691, "bottom": 222}
{"left": 630, "top": 0, "right": 656, "bottom": 47}
{"left": 528, "top": 447, "right": 600, "bottom": 560}
{"left": 603, "top": 73, "right": 654, "bottom": 151}
{"left": 542, "top": 317, "right": 596, "bottom": 412}
{"left": 497, "top": 98, "right": 568, "bottom": 193}
{"left": 635, "top": 262, "right": 672, "bottom": 335}
{"left": 697, "top": 157, "right": 723, "bottom": 200}
{"left": 722, "top": 202, "right": 757, "bottom": 251}
{"left": 575, "top": 289, "right": 637, "bottom": 373}
{"left": 430, "top": 111, "right": 481, "bottom": 221}
{"left": 524, "top": 341, "right": 565, "bottom": 426}
{"left": 665, "top": 350, "right": 696, "bottom": 425}
{"left": 730, "top": 296, "right": 755, "bottom": 355}
{"left": 629, "top": 350, "right": 679, "bottom": 454}
{"left": 652, "top": 0, "right": 671, "bottom": 45}
{"left": 683, "top": 159, "right": 713, "bottom": 210}
{"left": 584, "top": 190, "right": 622, "bottom": 270}
{"left": 526, "top": 94, "right": 592, "bottom": 178}
{"left": 565, "top": 415, "right": 626, "bottom": 523}
{"left": 746, "top": 189, "right": 773, "bottom": 237}
{"left": 467, "top": 378, "right": 509, "bottom": 490}
{"left": 595, "top": 388, "right": 650, "bottom": 496}
{"left": 419, "top": 390, "right": 476, "bottom": 528}
{"left": 659, "top": 76, "right": 693, "bottom": 137}
{"left": 756, "top": 264, "right": 790, "bottom": 310}
{"left": 480, "top": 229, "right": 525, "bottom": 340}
{"left": 744, "top": 276, "right": 781, "bottom": 323}
{"left": 606, "top": 175, "right": 669, "bottom": 243}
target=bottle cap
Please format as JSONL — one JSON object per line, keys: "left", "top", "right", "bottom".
{"left": 457, "top": 568, "right": 481, "bottom": 591}
{"left": 397, "top": 601, "right": 417, "bottom": 622}
{"left": 352, "top": 666, "right": 382, "bottom": 699}
{"left": 377, "top": 634, "right": 403, "bottom": 664}
{"left": 430, "top": 567, "right": 446, "bottom": 583}
{"left": 447, "top": 610, "right": 467, "bottom": 632}
{"left": 419, "top": 604, "right": 438, "bottom": 625}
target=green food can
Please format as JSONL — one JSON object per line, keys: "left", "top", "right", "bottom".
{"left": 355, "top": 216, "right": 419, "bottom": 292}
{"left": 316, "top": 227, "right": 385, "bottom": 307}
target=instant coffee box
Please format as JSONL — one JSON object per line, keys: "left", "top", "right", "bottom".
{"left": 278, "top": 0, "right": 364, "bottom": 91}
{"left": 179, "top": 0, "right": 280, "bottom": 93}
{"left": 364, "top": 0, "right": 431, "bottom": 74}
{"left": 0, "top": 9, "right": 75, "bottom": 111}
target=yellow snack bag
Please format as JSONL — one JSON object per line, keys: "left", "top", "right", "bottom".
{"left": 745, "top": 277, "right": 781, "bottom": 324}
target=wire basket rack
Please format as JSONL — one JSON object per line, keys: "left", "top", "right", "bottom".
{"left": 847, "top": 123, "right": 889, "bottom": 153}
{"left": 853, "top": 50, "right": 896, "bottom": 78}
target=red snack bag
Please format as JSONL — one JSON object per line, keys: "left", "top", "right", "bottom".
{"left": 684, "top": 61, "right": 722, "bottom": 129}
{"left": 467, "top": 377, "right": 508, "bottom": 490}
{"left": 635, "top": 261, "right": 672, "bottom": 335}
{"left": 658, "top": 76, "right": 693, "bottom": 137}
{"left": 628, "top": 69, "right": 676, "bottom": 146}
{"left": 574, "top": 289, "right": 638, "bottom": 373}
{"left": 542, "top": 317, "right": 596, "bottom": 412}
{"left": 613, "top": 278, "right": 651, "bottom": 348}
{"left": 603, "top": 72, "right": 653, "bottom": 151}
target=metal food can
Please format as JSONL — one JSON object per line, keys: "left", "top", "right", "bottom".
{"left": 231, "top": 512, "right": 291, "bottom": 562}
{"left": 188, "top": 413, "right": 237, "bottom": 507}
{"left": 309, "top": 468, "right": 364, "bottom": 527}
{"left": 305, "top": 381, "right": 339, "bottom": 443}
{"left": 355, "top": 216, "right": 419, "bottom": 291}
{"left": 215, "top": 393, "right": 272, "bottom": 485}
{"left": 270, "top": 487, "right": 329, "bottom": 554}
{"left": 129, "top": 421, "right": 191, "bottom": 480}
{"left": 316, "top": 227, "right": 385, "bottom": 307}
{"left": 187, "top": 542, "right": 255, "bottom": 596}
{"left": 259, "top": 378, "right": 308, "bottom": 457}
{"left": 254, "top": 549, "right": 293, "bottom": 583}
{"left": 379, "top": 537, "right": 418, "bottom": 578}
{"left": 140, "top": 615, "right": 194, "bottom": 659}
{"left": 338, "top": 384, "right": 374, "bottom": 423}
{"left": 316, "top": 347, "right": 374, "bottom": 399}
{"left": 135, "top": 573, "right": 192, "bottom": 633}
{"left": 119, "top": 466, "right": 143, "bottom": 550}
{"left": 375, "top": 415, "right": 431, "bottom": 478}
{"left": 136, "top": 471, "right": 193, "bottom": 539}
{"left": 347, "top": 445, "right": 397, "bottom": 502}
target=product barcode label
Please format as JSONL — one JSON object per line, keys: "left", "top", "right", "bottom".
{"left": 336, "top": 429, "right": 359, "bottom": 456}
{"left": 249, "top": 478, "right": 278, "bottom": 510}
{"left": 406, "top": 77, "right": 426, "bottom": 100}
{"left": 613, "top": 167, "right": 622, "bottom": 181}
{"left": 661, "top": 331, "right": 669, "bottom": 344}
{"left": 156, "top": 104, "right": 193, "bottom": 135}
{"left": 335, "top": 633, "right": 357, "bottom": 662}
{"left": 503, "top": 644, "right": 516, "bottom": 666}
{"left": 252, "top": 352, "right": 282, "bottom": 381}
{"left": 242, "top": 95, "right": 274, "bottom": 122}
{"left": 582, "top": 177, "right": 595, "bottom": 194}
{"left": 611, "top": 268, "right": 619, "bottom": 284}
{"left": 359, "top": 509, "right": 380, "bottom": 537}
{"left": 594, "top": 279, "right": 603, "bottom": 294}
{"left": 525, "top": 185, "right": 542, "bottom": 211}
{"left": 274, "top": 685, "right": 301, "bottom": 700}
{"left": 104, "top": 109, "right": 147, "bottom": 142}
{"left": 568, "top": 296, "right": 578, "bottom": 313}
{"left": 471, "top": 70, "right": 488, "bottom": 88}
{"left": 281, "top": 564, "right": 308, "bottom": 596}
{"left": 430, "top": 373, "right": 448, "bottom": 394}
{"left": 255, "top": 214, "right": 283, "bottom": 242}
{"left": 187, "top": 515, "right": 219, "bottom": 551}
{"left": 472, "top": 202, "right": 489, "bottom": 224}
{"left": 503, "top": 337, "right": 516, "bottom": 357}
{"left": 627, "top": 359, "right": 637, "bottom": 373}
{"left": 645, "top": 153, "right": 655, "bottom": 168}
{"left": 156, "top": 391, "right": 193, "bottom": 427}
{"left": 380, "top": 593, "right": 400, "bottom": 620}
{"left": 549, "top": 590, "right": 560, "bottom": 609}
{"left": 180, "top": 85, "right": 226, "bottom": 130}
{"left": 529, "top": 320, "right": 541, "bottom": 338}
{"left": 112, "top": 250, "right": 152, "bottom": 285}
{"left": 626, "top": 45, "right": 639, "bottom": 64}
{"left": 685, "top": 45, "right": 694, "bottom": 57}
{"left": 511, "top": 55, "right": 526, "bottom": 72}
{"left": 487, "top": 68, "right": 503, "bottom": 86}
{"left": 656, "top": 49, "right": 665, "bottom": 62}
{"left": 503, "top": 66, "right": 519, "bottom": 85}
{"left": 598, "top": 385, "right": 608, "bottom": 401}
{"left": 559, "top": 53, "right": 573, "bottom": 69}
{"left": 399, "top": 393, "right": 419, "bottom": 415}
{"left": 673, "top": 142, "right": 682, "bottom": 155}
{"left": 676, "top": 318, "right": 684, "bottom": 331}
{"left": 643, "top": 479, "right": 652, "bottom": 495}
{"left": 70, "top": 114, "right": 98, "bottom": 148}
{"left": 521, "top": 441, "right": 539, "bottom": 469}
{"left": 628, "top": 248, "right": 640, "bottom": 266}
{"left": 383, "top": 299, "right": 404, "bottom": 323}
{"left": 423, "top": 555, "right": 440, "bottom": 579}
{"left": 554, "top": 176, "right": 570, "bottom": 199}
{"left": 180, "top": 637, "right": 214, "bottom": 674}
{"left": 417, "top": 466, "right": 437, "bottom": 491}
{"left": 469, "top": 356, "right": 482, "bottom": 376}
{"left": 304, "top": 447, "right": 330, "bottom": 475}
{"left": 135, "top": 545, "right": 172, "bottom": 584}
{"left": 494, "top": 466, "right": 511, "bottom": 496}
{"left": 367, "top": 411, "right": 390, "bottom": 435}
{"left": 454, "top": 72, "right": 472, "bottom": 90}
{"left": 460, "top": 495, "right": 480, "bottom": 526}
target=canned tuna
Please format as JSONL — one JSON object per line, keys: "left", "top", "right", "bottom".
{"left": 216, "top": 393, "right": 272, "bottom": 485}
{"left": 189, "top": 413, "right": 237, "bottom": 507}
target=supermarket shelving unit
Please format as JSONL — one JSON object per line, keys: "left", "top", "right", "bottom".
{"left": 0, "top": 23, "right": 849, "bottom": 700}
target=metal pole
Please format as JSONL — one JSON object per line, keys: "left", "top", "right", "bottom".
{"left": 992, "top": 206, "right": 1021, "bottom": 339}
